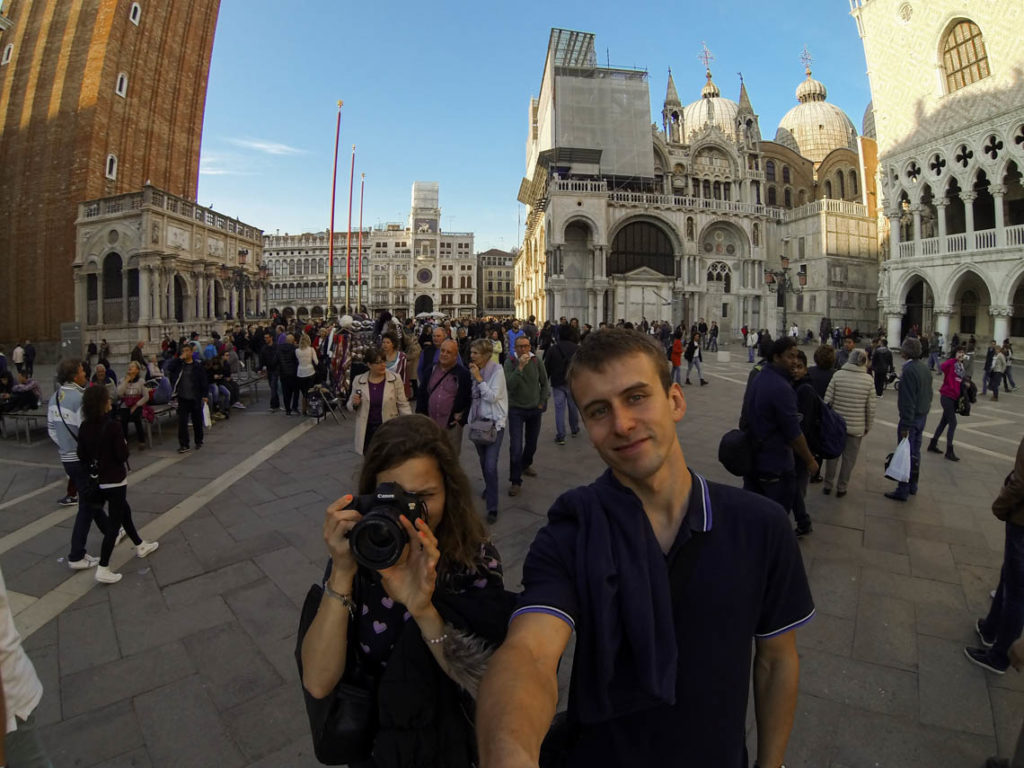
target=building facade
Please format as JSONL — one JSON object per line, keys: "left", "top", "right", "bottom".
{"left": 477, "top": 248, "right": 515, "bottom": 316}
{"left": 263, "top": 182, "right": 476, "bottom": 320}
{"left": 851, "top": 0, "right": 1024, "bottom": 343}
{"left": 72, "top": 185, "right": 265, "bottom": 350}
{"left": 516, "top": 28, "right": 879, "bottom": 339}
{"left": 0, "top": 0, "right": 220, "bottom": 345}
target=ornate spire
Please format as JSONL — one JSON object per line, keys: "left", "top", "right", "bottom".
{"left": 665, "top": 67, "right": 680, "bottom": 106}
{"left": 737, "top": 72, "right": 753, "bottom": 112}
{"left": 698, "top": 42, "right": 720, "bottom": 99}
{"left": 795, "top": 46, "right": 827, "bottom": 103}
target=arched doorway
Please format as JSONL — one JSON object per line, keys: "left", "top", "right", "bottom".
{"left": 902, "top": 278, "right": 934, "bottom": 337}
{"left": 414, "top": 295, "right": 434, "bottom": 315}
{"left": 950, "top": 271, "right": 991, "bottom": 337}
{"left": 608, "top": 220, "right": 677, "bottom": 323}
{"left": 103, "top": 253, "right": 124, "bottom": 323}
{"left": 173, "top": 275, "right": 186, "bottom": 323}
{"left": 608, "top": 221, "right": 674, "bottom": 276}
{"left": 561, "top": 220, "right": 594, "bottom": 321}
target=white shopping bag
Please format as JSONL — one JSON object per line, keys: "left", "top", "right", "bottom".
{"left": 885, "top": 437, "right": 911, "bottom": 482}
{"left": 202, "top": 402, "right": 213, "bottom": 428}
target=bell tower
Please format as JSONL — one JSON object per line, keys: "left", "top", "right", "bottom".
{"left": 662, "top": 68, "right": 683, "bottom": 144}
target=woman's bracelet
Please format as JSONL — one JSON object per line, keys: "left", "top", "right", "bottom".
{"left": 323, "top": 583, "right": 356, "bottom": 619}
{"left": 423, "top": 631, "right": 449, "bottom": 646}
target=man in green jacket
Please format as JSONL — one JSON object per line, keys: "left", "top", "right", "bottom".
{"left": 885, "top": 337, "right": 933, "bottom": 501}
{"left": 505, "top": 336, "right": 550, "bottom": 496}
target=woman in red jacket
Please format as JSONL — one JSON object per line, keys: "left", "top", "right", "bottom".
{"left": 928, "top": 347, "right": 965, "bottom": 462}
{"left": 670, "top": 330, "right": 683, "bottom": 386}
{"left": 77, "top": 386, "right": 159, "bottom": 584}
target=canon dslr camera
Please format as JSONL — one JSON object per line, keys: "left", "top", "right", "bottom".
{"left": 348, "top": 482, "right": 428, "bottom": 570}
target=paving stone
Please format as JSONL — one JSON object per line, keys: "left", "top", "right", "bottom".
{"left": 802, "top": 537, "right": 912, "bottom": 575}
{"left": 918, "top": 634, "right": 994, "bottom": 736}
{"left": 133, "top": 676, "right": 245, "bottom": 768}
{"left": 951, "top": 542, "right": 1004, "bottom": 568}
{"left": 222, "top": 682, "right": 310, "bottom": 761}
{"left": 39, "top": 699, "right": 145, "bottom": 768}
{"left": 828, "top": 705, "right": 996, "bottom": 768}
{"left": 990, "top": 687, "right": 1024, "bottom": 760}
{"left": 852, "top": 593, "right": 918, "bottom": 671}
{"left": 145, "top": 536, "right": 205, "bottom": 588}
{"left": 58, "top": 601, "right": 121, "bottom": 676}
{"left": 191, "top": 528, "right": 288, "bottom": 571}
{"left": 863, "top": 515, "right": 909, "bottom": 555}
{"left": 959, "top": 562, "right": 1003, "bottom": 616}
{"left": 907, "top": 536, "right": 961, "bottom": 583}
{"left": 253, "top": 489, "right": 323, "bottom": 517}
{"left": 6, "top": 555, "right": 77, "bottom": 598}
{"left": 162, "top": 560, "right": 263, "bottom": 609}
{"left": 88, "top": 747, "right": 153, "bottom": 768}
{"left": 113, "top": 595, "right": 234, "bottom": 657}
{"left": 182, "top": 623, "right": 283, "bottom": 711}
{"left": 860, "top": 567, "right": 967, "bottom": 610}
{"left": 807, "top": 558, "right": 860, "bottom": 620}
{"left": 796, "top": 611, "right": 854, "bottom": 657}
{"left": 785, "top": 692, "right": 844, "bottom": 767}
{"left": 915, "top": 601, "right": 977, "bottom": 643}
{"left": 30, "top": 643, "right": 61, "bottom": 727}
{"left": 244, "top": 736, "right": 322, "bottom": 768}
{"left": 906, "top": 520, "right": 990, "bottom": 549}
{"left": 22, "top": 615, "right": 57, "bottom": 651}
{"left": 19, "top": 526, "right": 75, "bottom": 557}
{"left": 224, "top": 577, "right": 301, "bottom": 645}
{"left": 254, "top": 545, "right": 320, "bottom": 607}
{"left": 61, "top": 640, "right": 194, "bottom": 719}
{"left": 798, "top": 647, "right": 918, "bottom": 718}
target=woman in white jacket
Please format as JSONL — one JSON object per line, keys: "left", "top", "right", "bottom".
{"left": 823, "top": 348, "right": 876, "bottom": 497}
{"left": 467, "top": 339, "right": 508, "bottom": 524}
{"left": 347, "top": 347, "right": 411, "bottom": 455}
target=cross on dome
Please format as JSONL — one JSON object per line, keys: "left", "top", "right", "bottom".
{"left": 698, "top": 42, "right": 715, "bottom": 73}
{"left": 800, "top": 46, "right": 813, "bottom": 75}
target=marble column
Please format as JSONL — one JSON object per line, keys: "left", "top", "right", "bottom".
{"left": 886, "top": 309, "right": 905, "bottom": 346}
{"left": 888, "top": 212, "right": 901, "bottom": 260}
{"left": 139, "top": 266, "right": 151, "bottom": 323}
{"left": 962, "top": 191, "right": 977, "bottom": 236}
{"left": 933, "top": 306, "right": 952, "bottom": 342}
{"left": 991, "top": 306, "right": 1012, "bottom": 344}
{"left": 936, "top": 199, "right": 949, "bottom": 251}
{"left": 73, "top": 271, "right": 87, "bottom": 328}
{"left": 122, "top": 269, "right": 129, "bottom": 324}
{"left": 991, "top": 184, "right": 1006, "bottom": 246}
{"left": 196, "top": 273, "right": 206, "bottom": 320}
{"left": 911, "top": 205, "right": 922, "bottom": 243}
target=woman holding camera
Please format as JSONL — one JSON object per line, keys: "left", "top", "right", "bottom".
{"left": 347, "top": 347, "right": 411, "bottom": 455}
{"left": 468, "top": 338, "right": 508, "bottom": 524}
{"left": 76, "top": 386, "right": 159, "bottom": 584}
{"left": 299, "top": 415, "right": 512, "bottom": 768}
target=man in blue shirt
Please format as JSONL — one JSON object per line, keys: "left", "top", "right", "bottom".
{"left": 743, "top": 337, "right": 819, "bottom": 534}
{"left": 478, "top": 329, "right": 813, "bottom": 768}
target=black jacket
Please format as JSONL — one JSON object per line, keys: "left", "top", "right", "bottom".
{"left": 277, "top": 342, "right": 299, "bottom": 376}
{"left": 77, "top": 419, "right": 129, "bottom": 485}
{"left": 543, "top": 340, "right": 577, "bottom": 388}
{"left": 260, "top": 343, "right": 280, "bottom": 372}
{"left": 416, "top": 363, "right": 472, "bottom": 426}
{"left": 165, "top": 357, "right": 209, "bottom": 401}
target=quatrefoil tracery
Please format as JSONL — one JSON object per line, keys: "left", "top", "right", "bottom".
{"left": 955, "top": 144, "right": 974, "bottom": 168}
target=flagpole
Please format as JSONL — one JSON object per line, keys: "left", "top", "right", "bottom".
{"left": 327, "top": 101, "right": 342, "bottom": 320}
{"left": 357, "top": 173, "right": 365, "bottom": 314}
{"left": 345, "top": 145, "right": 356, "bottom": 314}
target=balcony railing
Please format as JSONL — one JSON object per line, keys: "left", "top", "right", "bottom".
{"left": 780, "top": 199, "right": 869, "bottom": 222}
{"left": 895, "top": 224, "right": 1024, "bottom": 258}
{"left": 606, "top": 190, "right": 782, "bottom": 217}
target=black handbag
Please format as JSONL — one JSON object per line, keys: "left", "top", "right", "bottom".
{"left": 295, "top": 573, "right": 377, "bottom": 766}
{"left": 56, "top": 400, "right": 103, "bottom": 503}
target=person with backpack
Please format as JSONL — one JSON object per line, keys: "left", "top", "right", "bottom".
{"left": 684, "top": 332, "right": 708, "bottom": 386}
{"left": 822, "top": 349, "right": 875, "bottom": 498}
{"left": 928, "top": 348, "right": 966, "bottom": 462}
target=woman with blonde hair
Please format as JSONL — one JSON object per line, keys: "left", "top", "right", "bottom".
{"left": 347, "top": 347, "right": 411, "bottom": 454}
{"left": 296, "top": 332, "right": 319, "bottom": 416}
{"left": 116, "top": 361, "right": 149, "bottom": 449}
{"left": 468, "top": 338, "right": 508, "bottom": 524}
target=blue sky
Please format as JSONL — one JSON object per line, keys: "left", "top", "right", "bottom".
{"left": 199, "top": 0, "right": 871, "bottom": 252}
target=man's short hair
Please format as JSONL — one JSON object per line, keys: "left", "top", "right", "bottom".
{"left": 568, "top": 328, "right": 671, "bottom": 397}
{"left": 901, "top": 337, "right": 922, "bottom": 359}
{"left": 57, "top": 358, "right": 82, "bottom": 383}
{"left": 769, "top": 336, "right": 797, "bottom": 360}
{"left": 813, "top": 344, "right": 835, "bottom": 369}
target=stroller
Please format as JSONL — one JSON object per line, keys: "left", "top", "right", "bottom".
{"left": 307, "top": 383, "right": 343, "bottom": 424}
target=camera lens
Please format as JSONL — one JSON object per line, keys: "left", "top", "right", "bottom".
{"left": 349, "top": 504, "right": 408, "bottom": 570}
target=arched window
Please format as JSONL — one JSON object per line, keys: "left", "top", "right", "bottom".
{"left": 608, "top": 221, "right": 674, "bottom": 276}
{"left": 105, "top": 154, "right": 118, "bottom": 180}
{"left": 784, "top": 188, "right": 792, "bottom": 208}
{"left": 713, "top": 181, "right": 722, "bottom": 200}
{"left": 115, "top": 72, "right": 128, "bottom": 97}
{"left": 782, "top": 166, "right": 791, "bottom": 184}
{"left": 752, "top": 223, "right": 760, "bottom": 246}
{"left": 837, "top": 171, "right": 846, "bottom": 199}
{"left": 849, "top": 170, "right": 858, "bottom": 197}
{"left": 706, "top": 262, "right": 732, "bottom": 293}
{"left": 767, "top": 186, "right": 777, "bottom": 206}
{"left": 702, "top": 179, "right": 711, "bottom": 198}
{"left": 766, "top": 161, "right": 776, "bottom": 182}
{"left": 825, "top": 180, "right": 832, "bottom": 199}
{"left": 129, "top": 3, "right": 142, "bottom": 25}
{"left": 942, "top": 20, "right": 990, "bottom": 93}
{"left": 1, "top": 44, "right": 12, "bottom": 66}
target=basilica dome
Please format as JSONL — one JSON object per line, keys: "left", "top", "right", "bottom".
{"left": 683, "top": 71, "right": 739, "bottom": 137}
{"left": 774, "top": 70, "right": 858, "bottom": 164}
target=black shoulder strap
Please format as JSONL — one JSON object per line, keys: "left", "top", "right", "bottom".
{"left": 55, "top": 389, "right": 80, "bottom": 444}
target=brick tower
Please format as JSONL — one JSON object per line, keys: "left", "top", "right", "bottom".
{"left": 0, "top": 0, "right": 221, "bottom": 345}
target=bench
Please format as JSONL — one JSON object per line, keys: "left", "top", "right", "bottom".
{"left": 4, "top": 407, "right": 49, "bottom": 445}
{"left": 234, "top": 373, "right": 263, "bottom": 403}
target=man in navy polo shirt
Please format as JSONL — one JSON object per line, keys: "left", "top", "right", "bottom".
{"left": 743, "top": 336, "right": 819, "bottom": 535}
{"left": 478, "top": 328, "right": 814, "bottom": 768}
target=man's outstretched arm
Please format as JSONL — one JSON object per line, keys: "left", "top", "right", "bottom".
{"left": 753, "top": 630, "right": 800, "bottom": 768}
{"left": 477, "top": 612, "right": 572, "bottom": 768}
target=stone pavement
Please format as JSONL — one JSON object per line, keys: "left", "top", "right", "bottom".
{"left": 0, "top": 354, "right": 1021, "bottom": 767}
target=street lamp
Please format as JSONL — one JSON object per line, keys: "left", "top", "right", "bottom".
{"left": 219, "top": 259, "right": 264, "bottom": 323}
{"left": 764, "top": 254, "right": 806, "bottom": 337}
